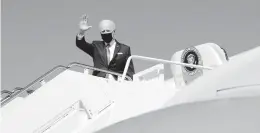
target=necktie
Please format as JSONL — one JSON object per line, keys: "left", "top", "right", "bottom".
{"left": 106, "top": 44, "right": 114, "bottom": 80}
{"left": 106, "top": 44, "right": 110, "bottom": 65}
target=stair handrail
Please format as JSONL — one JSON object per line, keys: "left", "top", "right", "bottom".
{"left": 1, "top": 62, "right": 132, "bottom": 107}
{"left": 120, "top": 55, "right": 214, "bottom": 81}
{"left": 1, "top": 87, "right": 24, "bottom": 103}
{"left": 1, "top": 65, "right": 68, "bottom": 106}
{"left": 67, "top": 62, "right": 132, "bottom": 81}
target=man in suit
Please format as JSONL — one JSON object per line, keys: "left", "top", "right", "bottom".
{"left": 76, "top": 14, "right": 135, "bottom": 80}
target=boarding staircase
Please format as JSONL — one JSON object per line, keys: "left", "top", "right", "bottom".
{"left": 1, "top": 43, "right": 233, "bottom": 133}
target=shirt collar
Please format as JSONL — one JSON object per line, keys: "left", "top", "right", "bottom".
{"left": 105, "top": 40, "right": 116, "bottom": 47}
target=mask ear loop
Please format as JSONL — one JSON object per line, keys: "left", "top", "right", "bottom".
{"left": 112, "top": 30, "right": 116, "bottom": 40}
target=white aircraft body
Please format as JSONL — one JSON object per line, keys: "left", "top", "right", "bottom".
{"left": 1, "top": 43, "right": 260, "bottom": 133}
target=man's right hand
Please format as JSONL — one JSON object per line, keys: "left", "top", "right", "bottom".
{"left": 79, "top": 14, "right": 92, "bottom": 34}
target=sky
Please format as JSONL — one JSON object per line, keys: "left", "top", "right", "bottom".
{"left": 2, "top": 0, "right": 260, "bottom": 90}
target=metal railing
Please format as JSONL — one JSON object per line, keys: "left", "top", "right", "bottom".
{"left": 1, "top": 62, "right": 131, "bottom": 107}
{"left": 67, "top": 62, "right": 132, "bottom": 81}
{"left": 120, "top": 55, "right": 214, "bottom": 81}
{"left": 1, "top": 87, "right": 23, "bottom": 103}
{"left": 1, "top": 90, "right": 13, "bottom": 95}
{"left": 1, "top": 65, "right": 68, "bottom": 106}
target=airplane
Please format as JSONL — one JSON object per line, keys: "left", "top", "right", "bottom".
{"left": 1, "top": 42, "right": 260, "bottom": 133}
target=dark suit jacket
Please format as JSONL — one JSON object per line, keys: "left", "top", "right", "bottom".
{"left": 76, "top": 37, "right": 135, "bottom": 80}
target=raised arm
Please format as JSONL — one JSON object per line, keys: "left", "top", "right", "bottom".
{"left": 75, "top": 14, "right": 94, "bottom": 57}
{"left": 76, "top": 36, "right": 94, "bottom": 57}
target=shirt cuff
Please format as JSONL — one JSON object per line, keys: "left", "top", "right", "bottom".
{"left": 77, "top": 33, "right": 84, "bottom": 40}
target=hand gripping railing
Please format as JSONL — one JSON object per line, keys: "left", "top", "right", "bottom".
{"left": 120, "top": 55, "right": 214, "bottom": 82}
{"left": 1, "top": 62, "right": 131, "bottom": 107}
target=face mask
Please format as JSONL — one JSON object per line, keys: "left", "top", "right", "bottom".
{"left": 101, "top": 33, "right": 113, "bottom": 43}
